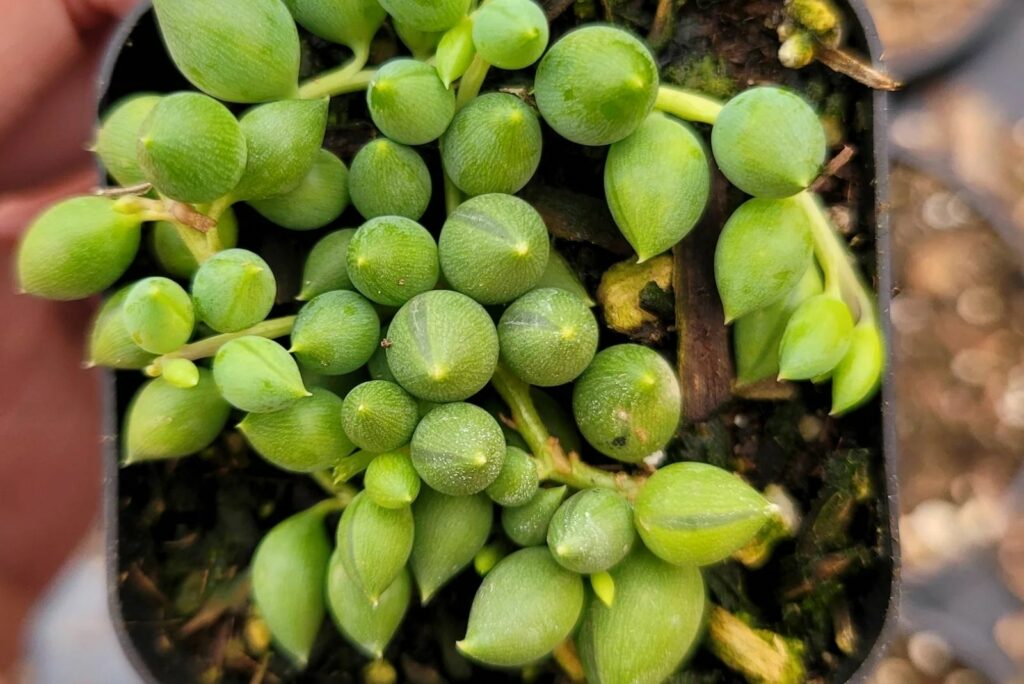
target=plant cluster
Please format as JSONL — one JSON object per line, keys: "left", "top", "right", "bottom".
{"left": 15, "top": 0, "right": 885, "bottom": 681}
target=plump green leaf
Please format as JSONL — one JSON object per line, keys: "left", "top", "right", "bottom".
{"left": 501, "top": 485, "right": 567, "bottom": 546}
{"left": 336, "top": 492, "right": 414, "bottom": 602}
{"left": 472, "top": 0, "right": 548, "bottom": 70}
{"left": 411, "top": 488, "right": 493, "bottom": 602}
{"left": 123, "top": 277, "right": 195, "bottom": 354}
{"left": 213, "top": 336, "right": 309, "bottom": 413}
{"left": 292, "top": 291, "right": 381, "bottom": 375}
{"left": 349, "top": 139, "right": 432, "bottom": 221}
{"left": 486, "top": 446, "right": 539, "bottom": 508}
{"left": 284, "top": 0, "right": 386, "bottom": 56}
{"left": 299, "top": 228, "right": 356, "bottom": 301}
{"left": 341, "top": 381, "right": 419, "bottom": 453}
{"left": 327, "top": 552, "right": 411, "bottom": 659}
{"left": 410, "top": 402, "right": 505, "bottom": 495}
{"left": 192, "top": 248, "right": 276, "bottom": 333}
{"left": 367, "top": 59, "right": 455, "bottom": 145}
{"left": 250, "top": 149, "right": 350, "bottom": 231}
{"left": 778, "top": 294, "right": 854, "bottom": 381}
{"left": 830, "top": 320, "right": 884, "bottom": 415}
{"left": 365, "top": 449, "right": 422, "bottom": 508}
{"left": 347, "top": 216, "right": 439, "bottom": 306}
{"left": 548, "top": 489, "right": 635, "bottom": 574}
{"left": 87, "top": 286, "right": 157, "bottom": 369}
{"left": 435, "top": 16, "right": 475, "bottom": 87}
{"left": 95, "top": 93, "right": 162, "bottom": 186}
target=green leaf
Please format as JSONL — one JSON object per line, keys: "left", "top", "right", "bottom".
{"left": 123, "top": 276, "right": 195, "bottom": 354}
{"left": 291, "top": 290, "right": 381, "bottom": 375}
{"left": 457, "top": 547, "right": 584, "bottom": 667}
{"left": 548, "top": 489, "right": 635, "bottom": 574}
{"left": 336, "top": 492, "right": 414, "bottom": 603}
{"left": 830, "top": 320, "right": 884, "bottom": 415}
{"left": 340, "top": 380, "right": 420, "bottom": 453}
{"left": 327, "top": 552, "right": 411, "bottom": 659}
{"left": 284, "top": 0, "right": 386, "bottom": 56}
{"left": 634, "top": 462, "right": 773, "bottom": 566}
{"left": 367, "top": 59, "right": 455, "bottom": 145}
{"left": 192, "top": 248, "right": 276, "bottom": 334}
{"left": 95, "top": 93, "right": 162, "bottom": 186}
{"left": 472, "top": 0, "right": 549, "bottom": 70}
{"left": 213, "top": 336, "right": 309, "bottom": 414}
{"left": 86, "top": 286, "right": 157, "bottom": 370}
{"left": 249, "top": 149, "right": 350, "bottom": 231}
{"left": 410, "top": 402, "right": 505, "bottom": 495}
{"left": 435, "top": 16, "right": 476, "bottom": 87}
{"left": 299, "top": 228, "right": 357, "bottom": 301}
{"left": 347, "top": 216, "right": 439, "bottom": 307}
{"left": 364, "top": 449, "right": 422, "bottom": 509}
{"left": 378, "top": 0, "right": 470, "bottom": 32}
{"left": 777, "top": 294, "right": 854, "bottom": 381}
{"left": 501, "top": 485, "right": 567, "bottom": 546}
{"left": 485, "top": 446, "right": 539, "bottom": 508}
{"left": 410, "top": 488, "right": 493, "bottom": 602}
{"left": 577, "top": 547, "right": 706, "bottom": 684}
{"left": 349, "top": 139, "right": 432, "bottom": 221}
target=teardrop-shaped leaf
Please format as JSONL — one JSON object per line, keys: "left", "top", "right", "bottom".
{"left": 393, "top": 19, "right": 444, "bottom": 60}
{"left": 365, "top": 449, "right": 422, "bottom": 509}
{"left": 457, "top": 547, "right": 584, "bottom": 667}
{"left": 435, "top": 16, "right": 475, "bottom": 88}
{"left": 192, "top": 248, "right": 276, "bottom": 334}
{"left": 715, "top": 197, "right": 814, "bottom": 322}
{"left": 577, "top": 547, "right": 706, "bottom": 684}
{"left": 548, "top": 488, "right": 635, "bottom": 574}
{"left": 501, "top": 485, "right": 567, "bottom": 546}
{"left": 326, "top": 552, "right": 411, "bottom": 659}
{"left": 161, "top": 358, "right": 200, "bottom": 389}
{"left": 366, "top": 59, "right": 455, "bottom": 145}
{"left": 535, "top": 246, "right": 596, "bottom": 307}
{"left": 250, "top": 149, "right": 351, "bottom": 231}
{"left": 634, "top": 462, "right": 773, "bottom": 566}
{"left": 336, "top": 492, "right": 414, "bottom": 603}
{"left": 378, "top": 0, "right": 470, "bottom": 32}
{"left": 485, "top": 446, "right": 539, "bottom": 508}
{"left": 95, "top": 93, "right": 162, "bottom": 187}
{"left": 213, "top": 336, "right": 309, "bottom": 413}
{"left": 410, "top": 401, "right": 505, "bottom": 495}
{"left": 605, "top": 112, "right": 710, "bottom": 262}
{"left": 284, "top": 0, "right": 386, "bottom": 57}
{"left": 152, "top": 0, "right": 300, "bottom": 103}
{"left": 349, "top": 138, "right": 432, "bottom": 221}
{"left": 123, "top": 370, "right": 231, "bottom": 465}
{"left": 123, "top": 276, "right": 195, "bottom": 354}
{"left": 830, "top": 320, "right": 884, "bottom": 416}
{"left": 777, "top": 294, "right": 854, "bottom": 381}
{"left": 471, "top": 0, "right": 549, "bottom": 70}
{"left": 299, "top": 228, "right": 356, "bottom": 301}
{"left": 86, "top": 286, "right": 157, "bottom": 370}
{"left": 252, "top": 504, "right": 333, "bottom": 667}
{"left": 410, "top": 488, "right": 493, "bottom": 603}
{"left": 291, "top": 291, "right": 381, "bottom": 376}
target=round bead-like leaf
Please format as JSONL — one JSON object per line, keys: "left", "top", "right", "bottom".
{"left": 386, "top": 290, "right": 499, "bottom": 402}
{"left": 337, "top": 492, "right": 414, "bottom": 602}
{"left": 411, "top": 488, "right": 493, "bottom": 602}
{"left": 439, "top": 193, "right": 550, "bottom": 305}
{"left": 123, "top": 276, "right": 195, "bottom": 354}
{"left": 239, "top": 387, "right": 356, "bottom": 472}
{"left": 378, "top": 0, "right": 470, "bottom": 32}
{"left": 213, "top": 336, "right": 309, "bottom": 413}
{"left": 365, "top": 450, "right": 422, "bottom": 508}
{"left": 830, "top": 321, "right": 885, "bottom": 416}
{"left": 498, "top": 288, "right": 599, "bottom": 386}
{"left": 292, "top": 291, "right": 381, "bottom": 375}
{"left": 349, "top": 139, "right": 432, "bottom": 220}
{"left": 152, "top": 208, "right": 239, "bottom": 280}
{"left": 711, "top": 86, "right": 827, "bottom": 199}
{"left": 299, "top": 228, "right": 356, "bottom": 301}
{"left": 778, "top": 294, "right": 855, "bottom": 381}
{"left": 347, "top": 216, "right": 439, "bottom": 306}
{"left": 535, "top": 26, "right": 658, "bottom": 146}
{"left": 341, "top": 381, "right": 419, "bottom": 453}
{"left": 577, "top": 547, "right": 706, "bottom": 684}
{"left": 472, "top": 0, "right": 549, "bottom": 70}
{"left": 715, "top": 197, "right": 815, "bottom": 322}
{"left": 327, "top": 552, "right": 411, "bottom": 659}
{"left": 485, "top": 446, "right": 539, "bottom": 508}
{"left": 548, "top": 489, "right": 635, "bottom": 574}
{"left": 95, "top": 93, "right": 161, "bottom": 186}
{"left": 192, "top": 249, "right": 276, "bottom": 333}
{"left": 137, "top": 92, "right": 247, "bottom": 204}
{"left": 284, "top": 0, "right": 386, "bottom": 55}
{"left": 252, "top": 506, "right": 331, "bottom": 667}
{"left": 435, "top": 16, "right": 475, "bottom": 87}
{"left": 87, "top": 286, "right": 157, "bottom": 370}
{"left": 152, "top": 0, "right": 300, "bottom": 103}
{"left": 572, "top": 344, "right": 681, "bottom": 463}
{"left": 367, "top": 59, "right": 455, "bottom": 145}
{"left": 605, "top": 112, "right": 711, "bottom": 262}
{"left": 17, "top": 197, "right": 142, "bottom": 301}
{"left": 635, "top": 462, "right": 773, "bottom": 566}
{"left": 441, "top": 93, "right": 543, "bottom": 197}
{"left": 411, "top": 403, "right": 505, "bottom": 495}
{"left": 232, "top": 98, "right": 329, "bottom": 201}
{"left": 123, "top": 369, "right": 231, "bottom": 464}
{"left": 250, "top": 149, "right": 350, "bottom": 230}
{"left": 457, "top": 547, "right": 584, "bottom": 667}
{"left": 501, "top": 485, "right": 566, "bottom": 547}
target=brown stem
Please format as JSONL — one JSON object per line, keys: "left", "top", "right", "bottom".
{"left": 552, "top": 639, "right": 585, "bottom": 682}
{"left": 94, "top": 182, "right": 153, "bottom": 198}
{"left": 168, "top": 200, "right": 217, "bottom": 233}
{"left": 810, "top": 144, "right": 856, "bottom": 192}
{"left": 648, "top": 0, "right": 677, "bottom": 49}
{"left": 815, "top": 45, "right": 901, "bottom": 91}
{"left": 674, "top": 170, "right": 734, "bottom": 423}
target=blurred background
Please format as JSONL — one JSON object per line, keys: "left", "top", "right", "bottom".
{"left": 1, "top": 0, "right": 1024, "bottom": 682}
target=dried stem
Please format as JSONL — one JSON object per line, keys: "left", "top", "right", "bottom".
{"left": 810, "top": 144, "right": 856, "bottom": 192}
{"left": 706, "top": 605, "right": 806, "bottom": 684}
{"left": 95, "top": 182, "right": 153, "bottom": 198}
{"left": 815, "top": 45, "right": 901, "bottom": 91}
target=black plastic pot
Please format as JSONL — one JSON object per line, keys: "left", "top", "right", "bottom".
{"left": 98, "top": 2, "right": 900, "bottom": 682}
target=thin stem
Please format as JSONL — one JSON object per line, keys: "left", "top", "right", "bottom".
{"left": 145, "top": 316, "right": 297, "bottom": 375}
{"left": 298, "top": 58, "right": 376, "bottom": 100}
{"left": 655, "top": 86, "right": 724, "bottom": 125}
{"left": 443, "top": 169, "right": 463, "bottom": 215}
{"left": 491, "top": 365, "right": 647, "bottom": 500}
{"left": 310, "top": 473, "right": 358, "bottom": 504}
{"left": 333, "top": 450, "right": 378, "bottom": 483}
{"left": 795, "top": 191, "right": 876, "bottom": 324}
{"left": 456, "top": 54, "right": 491, "bottom": 110}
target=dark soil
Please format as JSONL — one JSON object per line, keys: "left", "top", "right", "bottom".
{"left": 104, "top": 1, "right": 892, "bottom": 682}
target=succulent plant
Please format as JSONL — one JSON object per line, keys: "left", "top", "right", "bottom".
{"left": 472, "top": 0, "right": 549, "bottom": 70}
{"left": 831, "top": 320, "right": 885, "bottom": 416}
{"left": 291, "top": 291, "right": 381, "bottom": 375}
{"left": 347, "top": 216, "right": 440, "bottom": 306}
{"left": 336, "top": 491, "right": 414, "bottom": 602}
{"left": 458, "top": 547, "right": 584, "bottom": 667}
{"left": 239, "top": 387, "right": 356, "bottom": 472}
{"left": 548, "top": 488, "right": 635, "bottom": 574}
{"left": 137, "top": 92, "right": 247, "bottom": 204}
{"left": 386, "top": 290, "right": 499, "bottom": 401}
{"left": 249, "top": 149, "right": 351, "bottom": 230}
{"left": 410, "top": 402, "right": 505, "bottom": 495}
{"left": 349, "top": 138, "right": 432, "bottom": 220}
{"left": 501, "top": 485, "right": 567, "bottom": 546}
{"left": 95, "top": 93, "right": 162, "bottom": 186}
{"left": 573, "top": 344, "right": 682, "bottom": 462}
{"left": 327, "top": 552, "right": 411, "bottom": 658}
{"left": 435, "top": 16, "right": 476, "bottom": 87}
{"left": 498, "top": 288, "right": 599, "bottom": 386}
{"left": 161, "top": 358, "right": 200, "bottom": 389}
{"left": 298, "top": 228, "right": 356, "bottom": 301}
{"left": 152, "top": 208, "right": 239, "bottom": 280}
{"left": 192, "top": 249, "right": 277, "bottom": 333}
{"left": 605, "top": 112, "right": 711, "bottom": 262}
{"left": 123, "top": 276, "right": 195, "bottom": 354}
{"left": 393, "top": 19, "right": 444, "bottom": 60}
{"left": 410, "top": 488, "right": 493, "bottom": 602}
{"left": 213, "top": 336, "right": 309, "bottom": 413}
{"left": 535, "top": 26, "right": 659, "bottom": 146}
{"left": 536, "top": 247, "right": 596, "bottom": 306}
{"left": 378, "top": 0, "right": 470, "bottom": 32}
{"left": 16, "top": 197, "right": 142, "bottom": 300}
{"left": 711, "top": 86, "right": 827, "bottom": 199}
{"left": 367, "top": 59, "right": 456, "bottom": 145}
{"left": 122, "top": 369, "right": 231, "bottom": 464}
{"left": 441, "top": 93, "right": 543, "bottom": 197}
{"left": 364, "top": 450, "right": 422, "bottom": 509}
{"left": 341, "top": 381, "right": 420, "bottom": 453}
{"left": 86, "top": 287, "right": 157, "bottom": 370}
{"left": 778, "top": 293, "right": 854, "bottom": 380}
{"left": 439, "top": 193, "right": 550, "bottom": 304}
{"left": 152, "top": 0, "right": 300, "bottom": 103}
{"left": 284, "top": 0, "right": 386, "bottom": 60}
{"left": 485, "top": 446, "right": 539, "bottom": 507}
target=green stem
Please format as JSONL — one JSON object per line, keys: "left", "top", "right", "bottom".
{"left": 795, "top": 191, "right": 876, "bottom": 324}
{"left": 172, "top": 221, "right": 215, "bottom": 263}
{"left": 306, "top": 491, "right": 353, "bottom": 512}
{"left": 333, "top": 449, "right": 378, "bottom": 483}
{"left": 655, "top": 86, "right": 725, "bottom": 125}
{"left": 456, "top": 54, "right": 491, "bottom": 110}
{"left": 298, "top": 56, "right": 376, "bottom": 100}
{"left": 491, "top": 365, "right": 647, "bottom": 500}
{"left": 145, "top": 315, "right": 297, "bottom": 375}
{"left": 443, "top": 169, "right": 463, "bottom": 215}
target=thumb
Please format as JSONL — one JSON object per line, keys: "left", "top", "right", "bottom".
{"left": 63, "top": 0, "right": 140, "bottom": 33}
